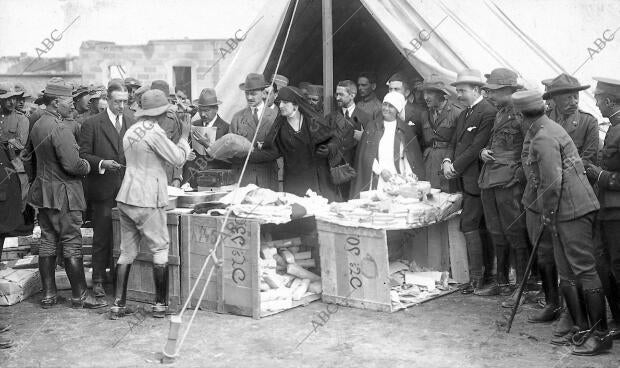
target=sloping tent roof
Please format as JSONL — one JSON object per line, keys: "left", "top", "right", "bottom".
{"left": 215, "top": 0, "right": 620, "bottom": 124}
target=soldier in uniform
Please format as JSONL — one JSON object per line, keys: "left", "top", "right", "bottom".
{"left": 517, "top": 90, "right": 611, "bottom": 355}
{"left": 124, "top": 77, "right": 141, "bottom": 109}
{"left": 442, "top": 69, "right": 496, "bottom": 294}
{"left": 585, "top": 77, "right": 620, "bottom": 338}
{"left": 14, "top": 83, "right": 32, "bottom": 117}
{"left": 0, "top": 83, "right": 29, "bottom": 214}
{"left": 27, "top": 82, "right": 106, "bottom": 310}
{"left": 525, "top": 74, "right": 599, "bottom": 332}
{"left": 475, "top": 69, "right": 530, "bottom": 307}
{"left": 545, "top": 73, "right": 599, "bottom": 165}
{"left": 356, "top": 72, "right": 382, "bottom": 121}
{"left": 418, "top": 74, "right": 462, "bottom": 192}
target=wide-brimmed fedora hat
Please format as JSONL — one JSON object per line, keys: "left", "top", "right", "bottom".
{"left": 542, "top": 73, "right": 590, "bottom": 100}
{"left": 593, "top": 76, "right": 620, "bottom": 99}
{"left": 135, "top": 89, "right": 170, "bottom": 117}
{"left": 0, "top": 82, "right": 25, "bottom": 99}
{"left": 14, "top": 83, "right": 31, "bottom": 98}
{"left": 421, "top": 74, "right": 451, "bottom": 95}
{"left": 43, "top": 82, "right": 73, "bottom": 98}
{"left": 72, "top": 85, "right": 92, "bottom": 100}
{"left": 483, "top": 68, "right": 523, "bottom": 90}
{"left": 450, "top": 69, "right": 485, "bottom": 87}
{"left": 239, "top": 73, "right": 268, "bottom": 91}
{"left": 197, "top": 88, "right": 222, "bottom": 107}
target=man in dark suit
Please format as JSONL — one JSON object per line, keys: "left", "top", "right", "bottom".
{"left": 516, "top": 90, "right": 610, "bottom": 355}
{"left": 183, "top": 88, "right": 231, "bottom": 187}
{"left": 28, "top": 81, "right": 106, "bottom": 309}
{"left": 328, "top": 80, "right": 371, "bottom": 200}
{"left": 442, "top": 69, "right": 496, "bottom": 294}
{"left": 79, "top": 82, "right": 135, "bottom": 298}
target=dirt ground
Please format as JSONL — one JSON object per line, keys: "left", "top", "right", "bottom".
{"left": 1, "top": 289, "right": 619, "bottom": 368}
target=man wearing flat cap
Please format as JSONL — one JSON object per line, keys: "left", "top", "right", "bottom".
{"left": 442, "top": 69, "right": 496, "bottom": 294}
{"left": 182, "top": 88, "right": 231, "bottom": 188}
{"left": 544, "top": 73, "right": 599, "bottom": 166}
{"left": 27, "top": 81, "right": 106, "bottom": 310}
{"left": 585, "top": 77, "right": 620, "bottom": 338}
{"left": 79, "top": 82, "right": 135, "bottom": 298}
{"left": 475, "top": 68, "right": 530, "bottom": 305}
{"left": 417, "top": 74, "right": 462, "bottom": 192}
{"left": 517, "top": 90, "right": 610, "bottom": 355}
{"left": 230, "top": 73, "right": 278, "bottom": 190}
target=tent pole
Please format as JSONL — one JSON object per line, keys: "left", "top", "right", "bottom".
{"left": 322, "top": 0, "right": 333, "bottom": 114}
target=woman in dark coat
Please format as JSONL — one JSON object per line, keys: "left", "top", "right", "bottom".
{"left": 249, "top": 86, "right": 341, "bottom": 202}
{"left": 350, "top": 92, "right": 426, "bottom": 198}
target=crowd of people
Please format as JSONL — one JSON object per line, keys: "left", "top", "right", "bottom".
{"left": 0, "top": 66, "right": 619, "bottom": 356}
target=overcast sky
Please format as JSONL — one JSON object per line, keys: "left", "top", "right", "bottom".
{"left": 0, "top": 0, "right": 267, "bottom": 58}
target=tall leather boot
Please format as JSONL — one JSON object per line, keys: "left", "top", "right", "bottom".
{"left": 551, "top": 281, "right": 588, "bottom": 346}
{"left": 528, "top": 263, "right": 560, "bottom": 322}
{"left": 599, "top": 271, "right": 620, "bottom": 329}
{"left": 476, "top": 238, "right": 509, "bottom": 296}
{"left": 110, "top": 263, "right": 132, "bottom": 319}
{"left": 462, "top": 231, "right": 484, "bottom": 294}
{"left": 64, "top": 257, "right": 107, "bottom": 309}
{"left": 502, "top": 247, "right": 531, "bottom": 308}
{"left": 572, "top": 288, "right": 613, "bottom": 355}
{"left": 153, "top": 264, "right": 169, "bottom": 318}
{"left": 38, "top": 256, "right": 58, "bottom": 308}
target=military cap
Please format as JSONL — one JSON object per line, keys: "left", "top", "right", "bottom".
{"left": 124, "top": 77, "right": 141, "bottom": 88}
{"left": 14, "top": 83, "right": 31, "bottom": 98}
{"left": 44, "top": 82, "right": 73, "bottom": 98}
{"left": 542, "top": 73, "right": 590, "bottom": 100}
{"left": 512, "top": 90, "right": 545, "bottom": 112}
{"left": 0, "top": 82, "right": 25, "bottom": 99}
{"left": 593, "top": 77, "right": 620, "bottom": 99}
{"left": 484, "top": 68, "right": 523, "bottom": 90}
{"left": 73, "top": 85, "right": 91, "bottom": 100}
{"left": 271, "top": 74, "right": 289, "bottom": 89}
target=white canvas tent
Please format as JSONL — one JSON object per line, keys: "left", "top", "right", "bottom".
{"left": 215, "top": 0, "right": 620, "bottom": 127}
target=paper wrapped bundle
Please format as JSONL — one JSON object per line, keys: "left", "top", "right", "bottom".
{"left": 206, "top": 133, "right": 253, "bottom": 160}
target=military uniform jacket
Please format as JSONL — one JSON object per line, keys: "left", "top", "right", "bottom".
{"left": 592, "top": 112, "right": 620, "bottom": 220}
{"left": 0, "top": 110, "right": 29, "bottom": 146}
{"left": 418, "top": 102, "right": 462, "bottom": 152}
{"left": 522, "top": 114, "right": 599, "bottom": 221}
{"left": 478, "top": 105, "right": 527, "bottom": 189}
{"left": 27, "top": 110, "right": 90, "bottom": 211}
{"left": 356, "top": 93, "right": 382, "bottom": 121}
{"left": 548, "top": 108, "right": 599, "bottom": 165}
{"left": 448, "top": 98, "right": 496, "bottom": 195}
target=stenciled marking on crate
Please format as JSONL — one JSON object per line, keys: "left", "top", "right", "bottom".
{"left": 343, "top": 234, "right": 378, "bottom": 289}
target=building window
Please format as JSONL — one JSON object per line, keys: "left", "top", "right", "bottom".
{"left": 173, "top": 66, "right": 192, "bottom": 100}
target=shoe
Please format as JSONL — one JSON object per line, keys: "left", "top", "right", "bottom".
{"left": 528, "top": 263, "right": 560, "bottom": 323}
{"left": 93, "top": 282, "right": 106, "bottom": 298}
{"left": 609, "top": 320, "right": 620, "bottom": 340}
{"left": 110, "top": 264, "right": 132, "bottom": 319}
{"left": 474, "top": 283, "right": 500, "bottom": 296}
{"left": 551, "top": 327, "right": 578, "bottom": 346}
{"left": 572, "top": 330, "right": 613, "bottom": 356}
{"left": 502, "top": 288, "right": 526, "bottom": 309}
{"left": 65, "top": 257, "right": 107, "bottom": 309}
{"left": 462, "top": 277, "right": 483, "bottom": 295}
{"left": 499, "top": 284, "right": 514, "bottom": 296}
{"left": 152, "top": 264, "right": 169, "bottom": 318}
{"left": 38, "top": 256, "right": 58, "bottom": 308}
{"left": 0, "top": 336, "right": 13, "bottom": 349}
{"left": 553, "top": 309, "right": 574, "bottom": 337}
{"left": 0, "top": 322, "right": 10, "bottom": 333}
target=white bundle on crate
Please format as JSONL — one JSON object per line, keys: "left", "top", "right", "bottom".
{"left": 258, "top": 237, "right": 321, "bottom": 313}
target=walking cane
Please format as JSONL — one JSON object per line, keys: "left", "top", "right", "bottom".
{"left": 506, "top": 223, "right": 545, "bottom": 333}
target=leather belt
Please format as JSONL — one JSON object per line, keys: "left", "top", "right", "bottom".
{"left": 431, "top": 141, "right": 451, "bottom": 148}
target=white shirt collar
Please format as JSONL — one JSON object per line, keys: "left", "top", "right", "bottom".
{"left": 342, "top": 103, "right": 356, "bottom": 117}
{"left": 205, "top": 114, "right": 218, "bottom": 127}
{"left": 106, "top": 107, "right": 121, "bottom": 125}
{"left": 250, "top": 102, "right": 265, "bottom": 117}
{"left": 470, "top": 95, "right": 483, "bottom": 109}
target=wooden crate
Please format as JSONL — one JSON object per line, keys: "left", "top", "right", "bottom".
{"left": 180, "top": 214, "right": 320, "bottom": 319}
{"left": 112, "top": 208, "right": 185, "bottom": 311}
{"left": 317, "top": 216, "right": 468, "bottom": 313}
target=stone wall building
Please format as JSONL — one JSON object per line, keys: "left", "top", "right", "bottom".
{"left": 79, "top": 39, "right": 235, "bottom": 100}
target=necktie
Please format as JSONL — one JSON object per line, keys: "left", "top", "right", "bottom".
{"left": 345, "top": 109, "right": 350, "bottom": 120}
{"left": 252, "top": 107, "right": 259, "bottom": 123}
{"left": 432, "top": 109, "right": 438, "bottom": 124}
{"left": 465, "top": 107, "right": 473, "bottom": 119}
{"left": 115, "top": 114, "right": 121, "bottom": 132}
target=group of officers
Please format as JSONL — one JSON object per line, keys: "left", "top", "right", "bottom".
{"left": 0, "top": 66, "right": 619, "bottom": 356}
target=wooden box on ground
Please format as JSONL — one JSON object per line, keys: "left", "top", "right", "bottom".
{"left": 180, "top": 214, "right": 320, "bottom": 319}
{"left": 112, "top": 208, "right": 188, "bottom": 312}
{"left": 317, "top": 216, "right": 468, "bottom": 313}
